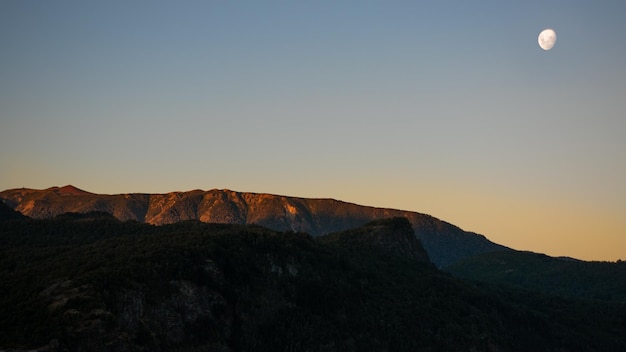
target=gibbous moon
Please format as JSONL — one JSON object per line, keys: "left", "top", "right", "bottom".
{"left": 538, "top": 28, "right": 557, "bottom": 50}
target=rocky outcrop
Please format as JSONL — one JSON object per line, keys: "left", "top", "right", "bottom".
{"left": 41, "top": 272, "right": 232, "bottom": 351}
{"left": 0, "top": 186, "right": 509, "bottom": 267}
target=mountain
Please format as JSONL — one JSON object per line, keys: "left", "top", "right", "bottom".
{"left": 0, "top": 186, "right": 508, "bottom": 267}
{"left": 446, "top": 250, "right": 626, "bottom": 304}
{"left": 2, "top": 216, "right": 625, "bottom": 351}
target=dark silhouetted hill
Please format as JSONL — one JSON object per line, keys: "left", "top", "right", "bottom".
{"left": 446, "top": 250, "right": 626, "bottom": 304}
{"left": 1, "top": 217, "right": 625, "bottom": 351}
{"left": 319, "top": 217, "right": 431, "bottom": 263}
{"left": 0, "top": 201, "right": 27, "bottom": 221}
{"left": 0, "top": 186, "right": 508, "bottom": 267}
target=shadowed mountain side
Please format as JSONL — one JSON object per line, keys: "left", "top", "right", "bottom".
{"left": 319, "top": 217, "right": 431, "bottom": 263}
{"left": 0, "top": 201, "right": 28, "bottom": 221}
{"left": 446, "top": 250, "right": 626, "bottom": 304}
{"left": 1, "top": 217, "right": 625, "bottom": 351}
{"left": 0, "top": 186, "right": 508, "bottom": 267}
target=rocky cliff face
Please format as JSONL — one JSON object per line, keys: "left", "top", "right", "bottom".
{"left": 0, "top": 186, "right": 508, "bottom": 267}
{"left": 42, "top": 277, "right": 232, "bottom": 352}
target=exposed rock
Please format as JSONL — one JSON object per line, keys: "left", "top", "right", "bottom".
{"left": 42, "top": 280, "right": 232, "bottom": 351}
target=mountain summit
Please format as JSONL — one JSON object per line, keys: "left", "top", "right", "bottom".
{"left": 0, "top": 186, "right": 508, "bottom": 266}
{"left": 49, "top": 185, "right": 93, "bottom": 196}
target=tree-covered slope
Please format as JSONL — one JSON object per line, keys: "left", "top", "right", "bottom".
{"left": 446, "top": 250, "right": 626, "bottom": 304}
{"left": 1, "top": 216, "right": 624, "bottom": 351}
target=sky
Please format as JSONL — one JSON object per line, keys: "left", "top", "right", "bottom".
{"left": 1, "top": 0, "right": 625, "bottom": 261}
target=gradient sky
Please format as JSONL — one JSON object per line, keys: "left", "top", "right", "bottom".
{"left": 1, "top": 1, "right": 625, "bottom": 261}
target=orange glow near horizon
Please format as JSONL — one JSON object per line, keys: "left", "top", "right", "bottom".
{"left": 368, "top": 186, "right": 626, "bottom": 262}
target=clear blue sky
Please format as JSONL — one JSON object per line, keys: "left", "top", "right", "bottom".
{"left": 1, "top": 0, "right": 625, "bottom": 260}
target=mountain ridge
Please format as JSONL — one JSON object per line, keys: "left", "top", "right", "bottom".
{"left": 0, "top": 185, "right": 508, "bottom": 267}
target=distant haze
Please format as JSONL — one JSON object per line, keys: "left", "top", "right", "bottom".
{"left": 1, "top": 1, "right": 625, "bottom": 261}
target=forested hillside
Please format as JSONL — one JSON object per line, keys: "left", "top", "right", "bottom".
{"left": 446, "top": 250, "right": 626, "bottom": 304}
{"left": 1, "top": 215, "right": 625, "bottom": 351}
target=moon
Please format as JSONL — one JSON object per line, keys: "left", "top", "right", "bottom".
{"left": 538, "top": 29, "right": 557, "bottom": 51}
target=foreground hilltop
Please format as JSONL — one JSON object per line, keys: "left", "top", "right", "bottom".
{"left": 0, "top": 185, "right": 507, "bottom": 267}
{"left": 1, "top": 216, "right": 624, "bottom": 351}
